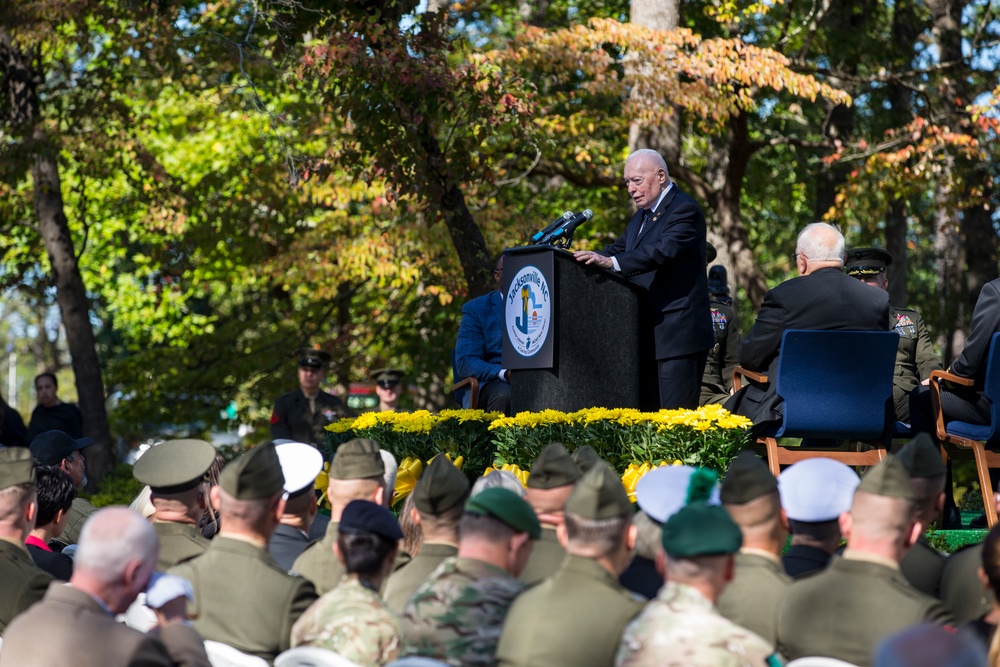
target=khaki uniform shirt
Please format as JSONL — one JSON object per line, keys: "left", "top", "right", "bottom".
{"left": 518, "top": 525, "right": 565, "bottom": 584}
{"left": 291, "top": 574, "right": 401, "bottom": 667}
{"left": 384, "top": 543, "right": 459, "bottom": 613}
{"left": 153, "top": 521, "right": 210, "bottom": 571}
{"left": 169, "top": 536, "right": 318, "bottom": 664}
{"left": 776, "top": 552, "right": 954, "bottom": 667}
{"left": 717, "top": 549, "right": 791, "bottom": 645}
{"left": 401, "top": 556, "right": 525, "bottom": 667}
{"left": 0, "top": 538, "right": 53, "bottom": 634}
{"left": 292, "top": 521, "right": 343, "bottom": 595}
{"left": 616, "top": 581, "right": 781, "bottom": 667}
{"left": 497, "top": 555, "right": 644, "bottom": 667}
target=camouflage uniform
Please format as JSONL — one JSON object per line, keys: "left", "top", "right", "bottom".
{"left": 291, "top": 574, "right": 401, "bottom": 667}
{"left": 615, "top": 581, "right": 783, "bottom": 667}
{"left": 401, "top": 556, "right": 525, "bottom": 667}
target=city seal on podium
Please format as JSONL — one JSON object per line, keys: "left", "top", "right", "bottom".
{"left": 505, "top": 264, "right": 552, "bottom": 358}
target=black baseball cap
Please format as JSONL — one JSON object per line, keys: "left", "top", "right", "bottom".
{"left": 30, "top": 430, "right": 93, "bottom": 466}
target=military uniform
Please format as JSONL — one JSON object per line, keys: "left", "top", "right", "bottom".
{"left": 900, "top": 533, "right": 946, "bottom": 598}
{"left": 0, "top": 538, "right": 53, "bottom": 633}
{"left": 401, "top": 556, "right": 526, "bottom": 667}
{"left": 716, "top": 550, "right": 790, "bottom": 645}
{"left": 292, "top": 522, "right": 343, "bottom": 594}
{"left": 776, "top": 553, "right": 953, "bottom": 666}
{"left": 700, "top": 300, "right": 740, "bottom": 406}
{"left": 499, "top": 555, "right": 644, "bottom": 667}
{"left": 781, "top": 544, "right": 831, "bottom": 579}
{"left": 50, "top": 493, "right": 96, "bottom": 549}
{"left": 616, "top": 581, "right": 780, "bottom": 667}
{"left": 384, "top": 542, "right": 459, "bottom": 613}
{"left": 270, "top": 388, "right": 350, "bottom": 450}
{"left": 269, "top": 524, "right": 311, "bottom": 573}
{"left": 153, "top": 521, "right": 209, "bottom": 571}
{"left": 518, "top": 525, "right": 564, "bottom": 584}
{"left": 940, "top": 542, "right": 992, "bottom": 624}
{"left": 519, "top": 442, "right": 580, "bottom": 584}
{"left": 292, "top": 574, "right": 401, "bottom": 666}
{"left": 890, "top": 306, "right": 942, "bottom": 423}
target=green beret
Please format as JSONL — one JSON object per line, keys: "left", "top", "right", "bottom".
{"left": 896, "top": 433, "right": 946, "bottom": 479}
{"left": 571, "top": 446, "right": 603, "bottom": 473}
{"left": 565, "top": 462, "right": 631, "bottom": 520}
{"left": 527, "top": 443, "right": 581, "bottom": 489}
{"left": 856, "top": 455, "right": 914, "bottom": 500}
{"left": 133, "top": 439, "right": 217, "bottom": 493}
{"left": 219, "top": 441, "right": 285, "bottom": 500}
{"left": 0, "top": 448, "right": 35, "bottom": 489}
{"left": 413, "top": 455, "right": 470, "bottom": 515}
{"left": 662, "top": 501, "right": 742, "bottom": 558}
{"left": 720, "top": 450, "right": 777, "bottom": 504}
{"left": 465, "top": 487, "right": 541, "bottom": 539}
{"left": 330, "top": 438, "right": 385, "bottom": 480}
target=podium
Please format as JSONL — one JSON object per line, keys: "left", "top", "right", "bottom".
{"left": 502, "top": 246, "right": 658, "bottom": 413}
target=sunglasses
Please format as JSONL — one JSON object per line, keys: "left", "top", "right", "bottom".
{"left": 377, "top": 380, "right": 400, "bottom": 389}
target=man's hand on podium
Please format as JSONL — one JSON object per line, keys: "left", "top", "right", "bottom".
{"left": 574, "top": 250, "right": 613, "bottom": 270}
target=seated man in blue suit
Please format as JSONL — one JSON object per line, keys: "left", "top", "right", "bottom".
{"left": 455, "top": 255, "right": 511, "bottom": 414}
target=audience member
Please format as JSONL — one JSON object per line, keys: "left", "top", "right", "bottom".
{"left": 874, "top": 623, "right": 985, "bottom": 667}
{"left": 270, "top": 347, "right": 352, "bottom": 449}
{"left": 455, "top": 254, "right": 511, "bottom": 414}
{"left": 964, "top": 523, "right": 1000, "bottom": 653}
{"left": 519, "top": 442, "right": 581, "bottom": 583}
{"left": 26, "top": 372, "right": 84, "bottom": 442}
{"left": 29, "top": 429, "right": 96, "bottom": 548}
{"left": 896, "top": 433, "right": 948, "bottom": 597}
{"left": 701, "top": 261, "right": 742, "bottom": 406}
{"left": 269, "top": 441, "right": 324, "bottom": 571}
{"left": 25, "top": 465, "right": 76, "bottom": 579}
{"left": 0, "top": 391, "right": 28, "bottom": 448}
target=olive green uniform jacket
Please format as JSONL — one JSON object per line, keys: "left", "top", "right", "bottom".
{"left": 890, "top": 306, "right": 942, "bottom": 423}
{"left": 169, "top": 536, "right": 318, "bottom": 664}
{"left": 941, "top": 542, "right": 992, "bottom": 624}
{"left": 384, "top": 542, "right": 459, "bottom": 613}
{"left": 716, "top": 549, "right": 790, "bottom": 645}
{"left": 51, "top": 496, "right": 97, "bottom": 549}
{"left": 292, "top": 521, "right": 343, "bottom": 595}
{"left": 0, "top": 538, "right": 53, "bottom": 634}
{"left": 497, "top": 555, "right": 645, "bottom": 667}
{"left": 153, "top": 521, "right": 210, "bottom": 571}
{"left": 899, "top": 535, "right": 945, "bottom": 598}
{"left": 701, "top": 301, "right": 740, "bottom": 406}
{"left": 518, "top": 525, "right": 565, "bottom": 584}
{"left": 776, "top": 553, "right": 954, "bottom": 667}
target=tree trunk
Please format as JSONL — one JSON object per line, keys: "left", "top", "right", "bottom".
{"left": 628, "top": 0, "right": 681, "bottom": 165}
{"left": 884, "top": 199, "right": 908, "bottom": 307}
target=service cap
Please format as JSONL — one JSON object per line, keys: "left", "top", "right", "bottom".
{"left": 133, "top": 439, "right": 216, "bottom": 494}
{"left": 275, "top": 441, "right": 325, "bottom": 496}
{"left": 29, "top": 430, "right": 93, "bottom": 467}
{"left": 565, "top": 461, "right": 631, "bottom": 520}
{"left": 778, "top": 458, "right": 860, "bottom": 522}
{"left": 845, "top": 247, "right": 893, "bottom": 277}
{"left": 896, "top": 433, "right": 947, "bottom": 479}
{"left": 371, "top": 368, "right": 405, "bottom": 386}
{"left": 720, "top": 450, "right": 777, "bottom": 504}
{"left": 708, "top": 265, "right": 730, "bottom": 297}
{"left": 661, "top": 501, "right": 742, "bottom": 558}
{"left": 527, "top": 443, "right": 581, "bottom": 489}
{"left": 465, "top": 487, "right": 541, "bottom": 539}
{"left": 413, "top": 454, "right": 470, "bottom": 514}
{"left": 339, "top": 499, "right": 404, "bottom": 541}
{"left": 330, "top": 438, "right": 385, "bottom": 480}
{"left": 636, "top": 465, "right": 721, "bottom": 524}
{"left": 856, "top": 454, "right": 914, "bottom": 500}
{"left": 0, "top": 447, "right": 35, "bottom": 489}
{"left": 218, "top": 441, "right": 285, "bottom": 500}
{"left": 297, "top": 347, "right": 331, "bottom": 369}
{"left": 570, "top": 445, "right": 602, "bottom": 473}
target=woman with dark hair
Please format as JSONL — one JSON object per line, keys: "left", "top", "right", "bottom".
{"left": 0, "top": 391, "right": 28, "bottom": 448}
{"left": 967, "top": 524, "right": 1000, "bottom": 662}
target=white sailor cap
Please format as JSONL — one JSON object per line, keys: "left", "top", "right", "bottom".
{"left": 778, "top": 458, "right": 860, "bottom": 522}
{"left": 275, "top": 442, "right": 324, "bottom": 496}
{"left": 635, "top": 465, "right": 721, "bottom": 524}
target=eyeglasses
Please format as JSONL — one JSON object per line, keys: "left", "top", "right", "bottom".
{"left": 377, "top": 380, "right": 400, "bottom": 389}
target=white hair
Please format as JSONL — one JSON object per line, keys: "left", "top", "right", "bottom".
{"left": 626, "top": 149, "right": 669, "bottom": 177}
{"left": 380, "top": 450, "right": 398, "bottom": 496}
{"left": 471, "top": 471, "right": 526, "bottom": 498}
{"left": 75, "top": 507, "right": 158, "bottom": 584}
{"left": 796, "top": 222, "right": 845, "bottom": 263}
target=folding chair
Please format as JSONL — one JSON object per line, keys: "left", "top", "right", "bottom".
{"left": 929, "top": 332, "right": 1000, "bottom": 527}
{"left": 274, "top": 646, "right": 364, "bottom": 667}
{"left": 450, "top": 349, "right": 479, "bottom": 409}
{"left": 203, "top": 641, "right": 269, "bottom": 667}
{"left": 733, "top": 330, "right": 898, "bottom": 477}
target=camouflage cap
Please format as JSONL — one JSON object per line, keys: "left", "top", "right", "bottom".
{"left": 571, "top": 445, "right": 602, "bottom": 473}
{"left": 330, "top": 438, "right": 385, "bottom": 480}
{"left": 413, "top": 454, "right": 470, "bottom": 515}
{"left": 133, "top": 439, "right": 216, "bottom": 493}
{"left": 0, "top": 447, "right": 35, "bottom": 489}
{"left": 565, "top": 461, "right": 631, "bottom": 520}
{"left": 526, "top": 442, "right": 581, "bottom": 489}
{"left": 720, "top": 450, "right": 777, "bottom": 504}
{"left": 896, "top": 433, "right": 946, "bottom": 479}
{"left": 218, "top": 441, "right": 285, "bottom": 500}
{"left": 465, "top": 487, "right": 541, "bottom": 539}
{"left": 856, "top": 454, "right": 914, "bottom": 500}
{"left": 661, "top": 501, "right": 742, "bottom": 558}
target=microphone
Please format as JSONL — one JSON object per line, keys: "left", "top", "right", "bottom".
{"left": 530, "top": 211, "right": 574, "bottom": 244}
{"left": 545, "top": 209, "right": 594, "bottom": 243}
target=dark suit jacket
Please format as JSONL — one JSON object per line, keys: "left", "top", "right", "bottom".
{"left": 951, "top": 277, "right": 1000, "bottom": 388}
{"left": 268, "top": 523, "right": 311, "bottom": 572}
{"left": 270, "top": 388, "right": 350, "bottom": 448}
{"left": 782, "top": 544, "right": 832, "bottom": 579}
{"left": 727, "top": 266, "right": 890, "bottom": 426}
{"left": 0, "top": 582, "right": 210, "bottom": 667}
{"left": 599, "top": 185, "right": 713, "bottom": 360}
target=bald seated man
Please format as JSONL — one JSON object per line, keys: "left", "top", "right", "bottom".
{"left": 0, "top": 507, "right": 210, "bottom": 667}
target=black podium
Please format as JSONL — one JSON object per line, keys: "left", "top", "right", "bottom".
{"left": 501, "top": 246, "right": 658, "bottom": 413}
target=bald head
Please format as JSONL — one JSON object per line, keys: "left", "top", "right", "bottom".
{"left": 796, "top": 223, "right": 845, "bottom": 275}
{"left": 626, "top": 149, "right": 669, "bottom": 175}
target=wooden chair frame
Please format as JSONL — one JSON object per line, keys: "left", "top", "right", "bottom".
{"left": 451, "top": 376, "right": 480, "bottom": 410}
